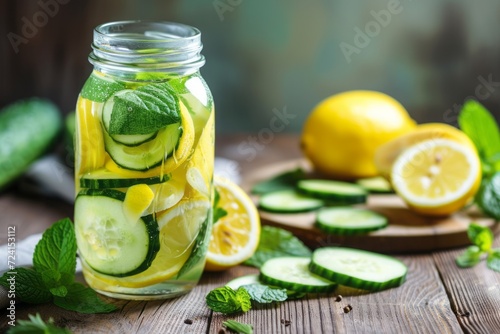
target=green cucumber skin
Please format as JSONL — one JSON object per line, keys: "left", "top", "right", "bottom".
{"left": 0, "top": 98, "right": 62, "bottom": 189}
{"left": 111, "top": 214, "right": 160, "bottom": 277}
{"left": 297, "top": 180, "right": 368, "bottom": 204}
{"left": 76, "top": 188, "right": 160, "bottom": 277}
{"left": 80, "top": 174, "right": 170, "bottom": 189}
{"left": 258, "top": 203, "right": 323, "bottom": 214}
{"left": 259, "top": 273, "right": 336, "bottom": 293}
{"left": 315, "top": 208, "right": 388, "bottom": 236}
{"left": 110, "top": 131, "right": 158, "bottom": 147}
{"left": 315, "top": 222, "right": 387, "bottom": 236}
{"left": 309, "top": 248, "right": 407, "bottom": 291}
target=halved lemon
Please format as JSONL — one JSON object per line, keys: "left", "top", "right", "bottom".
{"left": 391, "top": 139, "right": 481, "bottom": 216}
{"left": 204, "top": 176, "right": 261, "bottom": 271}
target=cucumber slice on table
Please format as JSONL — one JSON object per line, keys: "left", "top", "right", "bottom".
{"left": 297, "top": 179, "right": 367, "bottom": 204}
{"left": 309, "top": 247, "right": 407, "bottom": 291}
{"left": 75, "top": 188, "right": 160, "bottom": 277}
{"left": 258, "top": 190, "right": 324, "bottom": 213}
{"left": 260, "top": 257, "right": 336, "bottom": 293}
{"left": 316, "top": 207, "right": 388, "bottom": 235}
{"left": 103, "top": 122, "right": 182, "bottom": 171}
{"left": 80, "top": 169, "right": 170, "bottom": 189}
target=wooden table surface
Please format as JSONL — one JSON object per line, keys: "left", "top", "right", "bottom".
{"left": 1, "top": 134, "right": 500, "bottom": 334}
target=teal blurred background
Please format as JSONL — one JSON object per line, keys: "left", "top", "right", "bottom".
{"left": 1, "top": 0, "right": 499, "bottom": 133}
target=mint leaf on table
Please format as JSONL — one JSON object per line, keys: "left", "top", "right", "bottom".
{"left": 223, "top": 319, "right": 254, "bottom": 334}
{"left": 456, "top": 223, "right": 499, "bottom": 272}
{"left": 244, "top": 226, "right": 312, "bottom": 268}
{"left": 487, "top": 249, "right": 500, "bottom": 272}
{"left": 456, "top": 245, "right": 482, "bottom": 268}
{"left": 108, "top": 82, "right": 180, "bottom": 135}
{"left": 476, "top": 172, "right": 500, "bottom": 220}
{"left": 241, "top": 283, "right": 288, "bottom": 304}
{"left": 458, "top": 100, "right": 500, "bottom": 173}
{"left": 54, "top": 282, "right": 117, "bottom": 314}
{"left": 0, "top": 267, "right": 52, "bottom": 303}
{"left": 251, "top": 168, "right": 306, "bottom": 195}
{"left": 0, "top": 218, "right": 116, "bottom": 313}
{"left": 7, "top": 313, "right": 72, "bottom": 334}
{"left": 206, "top": 286, "right": 252, "bottom": 314}
{"left": 467, "top": 223, "right": 494, "bottom": 252}
{"left": 34, "top": 218, "right": 76, "bottom": 285}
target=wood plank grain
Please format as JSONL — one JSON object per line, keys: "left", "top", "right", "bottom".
{"left": 433, "top": 236, "right": 500, "bottom": 334}
{"left": 209, "top": 256, "right": 463, "bottom": 334}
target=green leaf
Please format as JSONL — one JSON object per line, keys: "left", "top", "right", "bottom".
{"left": 235, "top": 287, "right": 252, "bottom": 312}
{"left": 467, "top": 223, "right": 493, "bottom": 252}
{"left": 487, "top": 249, "right": 500, "bottom": 272}
{"left": 109, "top": 82, "right": 180, "bottom": 135}
{"left": 244, "top": 226, "right": 312, "bottom": 268}
{"left": 7, "top": 313, "right": 72, "bottom": 334}
{"left": 456, "top": 245, "right": 483, "bottom": 268}
{"left": 223, "top": 319, "right": 254, "bottom": 334}
{"left": 458, "top": 100, "right": 500, "bottom": 172}
{"left": 251, "top": 168, "right": 306, "bottom": 195}
{"left": 0, "top": 268, "right": 52, "bottom": 304}
{"left": 81, "top": 73, "right": 126, "bottom": 103}
{"left": 476, "top": 172, "right": 500, "bottom": 220}
{"left": 205, "top": 286, "right": 252, "bottom": 314}
{"left": 33, "top": 218, "right": 77, "bottom": 278}
{"left": 242, "top": 283, "right": 288, "bottom": 304}
{"left": 53, "top": 282, "right": 117, "bottom": 314}
{"left": 213, "top": 188, "right": 228, "bottom": 223}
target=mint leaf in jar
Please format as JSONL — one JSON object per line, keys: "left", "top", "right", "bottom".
{"left": 107, "top": 82, "right": 181, "bottom": 135}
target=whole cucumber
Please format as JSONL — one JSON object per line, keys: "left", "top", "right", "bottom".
{"left": 0, "top": 98, "right": 62, "bottom": 189}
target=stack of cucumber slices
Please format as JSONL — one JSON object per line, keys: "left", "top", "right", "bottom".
{"left": 257, "top": 177, "right": 389, "bottom": 236}
{"left": 231, "top": 247, "right": 407, "bottom": 294}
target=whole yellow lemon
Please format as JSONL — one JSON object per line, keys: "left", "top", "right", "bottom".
{"left": 301, "top": 90, "right": 416, "bottom": 179}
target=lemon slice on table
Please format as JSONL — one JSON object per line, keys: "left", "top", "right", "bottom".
{"left": 84, "top": 198, "right": 210, "bottom": 289}
{"left": 205, "top": 176, "right": 261, "bottom": 271}
{"left": 391, "top": 139, "right": 481, "bottom": 216}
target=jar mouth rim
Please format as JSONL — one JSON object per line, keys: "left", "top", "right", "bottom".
{"left": 94, "top": 20, "right": 201, "bottom": 44}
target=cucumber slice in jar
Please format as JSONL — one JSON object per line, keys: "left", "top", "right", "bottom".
{"left": 103, "top": 122, "right": 182, "bottom": 171}
{"left": 75, "top": 188, "right": 160, "bottom": 277}
{"left": 259, "top": 257, "right": 337, "bottom": 293}
{"left": 297, "top": 179, "right": 367, "bottom": 204}
{"left": 315, "top": 207, "right": 388, "bottom": 235}
{"left": 309, "top": 247, "right": 407, "bottom": 291}
{"left": 80, "top": 168, "right": 170, "bottom": 189}
{"left": 258, "top": 190, "right": 324, "bottom": 213}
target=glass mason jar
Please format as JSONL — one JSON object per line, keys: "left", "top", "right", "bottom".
{"left": 74, "top": 21, "right": 214, "bottom": 300}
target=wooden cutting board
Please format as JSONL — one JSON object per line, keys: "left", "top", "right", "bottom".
{"left": 242, "top": 159, "right": 499, "bottom": 254}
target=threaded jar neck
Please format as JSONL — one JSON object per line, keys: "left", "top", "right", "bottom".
{"left": 89, "top": 20, "right": 205, "bottom": 76}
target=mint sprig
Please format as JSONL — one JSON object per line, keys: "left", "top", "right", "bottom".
{"left": 241, "top": 283, "right": 288, "bottom": 304}
{"left": 456, "top": 223, "right": 500, "bottom": 272}
{"left": 0, "top": 218, "right": 117, "bottom": 314}
{"left": 108, "top": 82, "right": 180, "bottom": 135}
{"left": 205, "top": 286, "right": 252, "bottom": 314}
{"left": 458, "top": 100, "right": 500, "bottom": 219}
{"left": 7, "top": 313, "right": 71, "bottom": 334}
